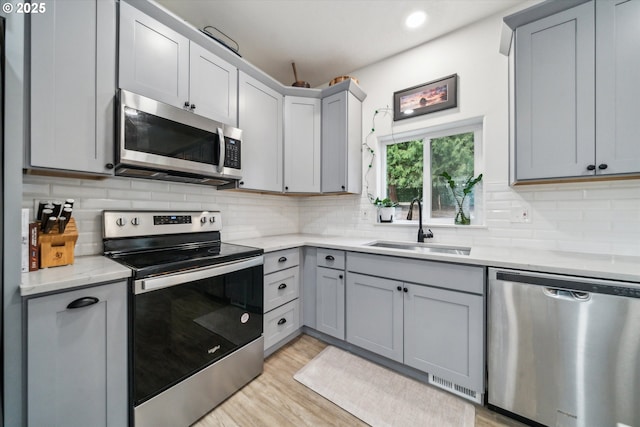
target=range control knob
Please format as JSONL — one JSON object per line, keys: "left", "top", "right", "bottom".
{"left": 209, "top": 217, "right": 216, "bottom": 223}
{"left": 116, "top": 217, "right": 127, "bottom": 227}
{"left": 131, "top": 217, "right": 140, "bottom": 226}
{"left": 200, "top": 217, "right": 208, "bottom": 224}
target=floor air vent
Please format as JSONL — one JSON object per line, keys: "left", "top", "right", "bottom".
{"left": 428, "top": 374, "right": 483, "bottom": 404}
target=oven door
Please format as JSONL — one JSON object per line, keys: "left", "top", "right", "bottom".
{"left": 132, "top": 256, "right": 263, "bottom": 406}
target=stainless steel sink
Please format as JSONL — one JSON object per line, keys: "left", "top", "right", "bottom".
{"left": 365, "top": 241, "right": 471, "bottom": 256}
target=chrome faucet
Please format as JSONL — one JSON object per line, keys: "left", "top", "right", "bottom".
{"left": 407, "top": 198, "right": 434, "bottom": 242}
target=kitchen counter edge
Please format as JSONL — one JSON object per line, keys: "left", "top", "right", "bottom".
{"left": 20, "top": 256, "right": 132, "bottom": 297}
{"left": 231, "top": 234, "right": 640, "bottom": 283}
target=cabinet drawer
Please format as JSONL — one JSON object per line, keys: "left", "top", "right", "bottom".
{"left": 264, "top": 299, "right": 300, "bottom": 350}
{"left": 264, "top": 248, "right": 300, "bottom": 274}
{"left": 264, "top": 266, "right": 300, "bottom": 312}
{"left": 316, "top": 248, "right": 345, "bottom": 270}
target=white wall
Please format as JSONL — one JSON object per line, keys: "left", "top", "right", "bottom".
{"left": 23, "top": 174, "right": 299, "bottom": 256}
{"left": 299, "top": 12, "right": 640, "bottom": 257}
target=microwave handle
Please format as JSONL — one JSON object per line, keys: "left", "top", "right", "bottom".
{"left": 217, "top": 127, "right": 225, "bottom": 173}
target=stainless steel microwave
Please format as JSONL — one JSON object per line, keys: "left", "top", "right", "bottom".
{"left": 116, "top": 89, "right": 242, "bottom": 187}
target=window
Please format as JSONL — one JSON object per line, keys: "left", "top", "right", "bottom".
{"left": 378, "top": 120, "right": 483, "bottom": 225}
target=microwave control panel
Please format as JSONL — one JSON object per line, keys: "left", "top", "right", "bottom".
{"left": 224, "top": 138, "right": 241, "bottom": 169}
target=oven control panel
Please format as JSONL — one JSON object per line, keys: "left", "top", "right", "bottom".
{"left": 103, "top": 210, "right": 222, "bottom": 238}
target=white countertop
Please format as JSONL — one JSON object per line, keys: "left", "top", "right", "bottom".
{"left": 20, "top": 256, "right": 132, "bottom": 297}
{"left": 21, "top": 234, "right": 640, "bottom": 297}
{"left": 231, "top": 234, "right": 640, "bottom": 283}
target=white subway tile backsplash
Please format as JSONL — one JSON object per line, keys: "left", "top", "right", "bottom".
{"left": 22, "top": 173, "right": 640, "bottom": 257}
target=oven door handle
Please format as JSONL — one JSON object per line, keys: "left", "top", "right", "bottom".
{"left": 134, "top": 256, "right": 264, "bottom": 294}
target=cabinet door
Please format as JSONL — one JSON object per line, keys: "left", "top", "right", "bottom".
{"left": 189, "top": 42, "right": 238, "bottom": 126}
{"left": 514, "top": 2, "right": 595, "bottom": 180}
{"left": 404, "top": 284, "right": 484, "bottom": 391}
{"left": 316, "top": 266, "right": 345, "bottom": 339}
{"left": 119, "top": 1, "right": 189, "bottom": 108}
{"left": 321, "top": 92, "right": 347, "bottom": 192}
{"left": 238, "top": 72, "right": 284, "bottom": 192}
{"left": 27, "top": 281, "right": 127, "bottom": 427}
{"left": 284, "top": 96, "right": 321, "bottom": 193}
{"left": 595, "top": 0, "right": 640, "bottom": 176}
{"left": 346, "top": 272, "right": 403, "bottom": 362}
{"left": 30, "top": 0, "right": 116, "bottom": 174}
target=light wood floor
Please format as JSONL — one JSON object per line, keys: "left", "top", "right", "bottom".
{"left": 194, "top": 334, "right": 525, "bottom": 427}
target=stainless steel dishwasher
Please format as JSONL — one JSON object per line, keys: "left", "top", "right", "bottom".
{"left": 488, "top": 268, "right": 640, "bottom": 427}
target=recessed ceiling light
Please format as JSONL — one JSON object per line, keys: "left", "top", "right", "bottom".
{"left": 405, "top": 11, "right": 427, "bottom": 29}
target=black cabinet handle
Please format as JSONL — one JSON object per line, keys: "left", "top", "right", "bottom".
{"left": 105, "top": 163, "right": 114, "bottom": 169}
{"left": 190, "top": 104, "right": 196, "bottom": 110}
{"left": 341, "top": 185, "right": 346, "bottom": 190}
{"left": 339, "top": 274, "right": 343, "bottom": 279}
{"left": 403, "top": 287, "right": 408, "bottom": 293}
{"left": 278, "top": 283, "right": 287, "bottom": 290}
{"left": 587, "top": 164, "right": 596, "bottom": 171}
{"left": 598, "top": 163, "right": 608, "bottom": 170}
{"left": 285, "top": 186, "right": 289, "bottom": 191}
{"left": 397, "top": 286, "right": 402, "bottom": 291}
{"left": 278, "top": 256, "right": 287, "bottom": 263}
{"left": 239, "top": 181, "right": 244, "bottom": 185}
{"left": 325, "top": 255, "right": 335, "bottom": 261}
{"left": 67, "top": 296, "right": 99, "bottom": 309}
{"left": 184, "top": 101, "right": 190, "bottom": 108}
{"left": 277, "top": 318, "right": 287, "bottom": 325}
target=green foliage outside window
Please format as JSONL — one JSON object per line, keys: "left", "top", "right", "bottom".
{"left": 385, "top": 131, "right": 476, "bottom": 220}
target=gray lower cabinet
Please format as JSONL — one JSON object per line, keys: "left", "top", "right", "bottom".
{"left": 315, "top": 249, "right": 346, "bottom": 339}
{"left": 263, "top": 249, "right": 301, "bottom": 354}
{"left": 346, "top": 252, "right": 485, "bottom": 396}
{"left": 29, "top": 0, "right": 116, "bottom": 175}
{"left": 26, "top": 281, "right": 127, "bottom": 427}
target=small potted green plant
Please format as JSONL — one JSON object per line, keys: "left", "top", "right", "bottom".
{"left": 439, "top": 172, "right": 483, "bottom": 225}
{"left": 374, "top": 197, "right": 399, "bottom": 223}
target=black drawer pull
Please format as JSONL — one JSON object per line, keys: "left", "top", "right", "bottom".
{"left": 397, "top": 286, "right": 402, "bottom": 291}
{"left": 598, "top": 163, "right": 608, "bottom": 170}
{"left": 277, "top": 318, "right": 287, "bottom": 325}
{"left": 587, "top": 164, "right": 596, "bottom": 171}
{"left": 403, "top": 287, "right": 408, "bottom": 293}
{"left": 278, "top": 256, "right": 287, "bottom": 263}
{"left": 325, "top": 255, "right": 335, "bottom": 261}
{"left": 67, "top": 296, "right": 99, "bottom": 309}
{"left": 278, "top": 283, "right": 287, "bottom": 290}
{"left": 339, "top": 274, "right": 343, "bottom": 279}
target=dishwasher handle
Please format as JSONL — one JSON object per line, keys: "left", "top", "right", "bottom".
{"left": 542, "top": 287, "right": 591, "bottom": 301}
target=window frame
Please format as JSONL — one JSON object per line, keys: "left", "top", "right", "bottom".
{"left": 377, "top": 118, "right": 484, "bottom": 225}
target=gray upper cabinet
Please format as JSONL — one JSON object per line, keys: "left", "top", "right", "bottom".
{"left": 119, "top": 1, "right": 189, "bottom": 109}
{"left": 321, "top": 91, "right": 362, "bottom": 193}
{"left": 27, "top": 281, "right": 127, "bottom": 427}
{"left": 595, "top": 0, "right": 640, "bottom": 175}
{"left": 512, "top": 0, "right": 640, "bottom": 181}
{"left": 284, "top": 96, "right": 321, "bottom": 193}
{"left": 119, "top": 2, "right": 237, "bottom": 125}
{"left": 29, "top": 0, "right": 116, "bottom": 175}
{"left": 238, "top": 71, "right": 284, "bottom": 192}
{"left": 514, "top": 2, "right": 595, "bottom": 181}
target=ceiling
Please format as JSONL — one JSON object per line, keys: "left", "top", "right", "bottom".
{"left": 156, "top": 0, "right": 530, "bottom": 87}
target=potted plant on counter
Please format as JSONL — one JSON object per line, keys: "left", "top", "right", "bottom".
{"left": 374, "top": 197, "right": 399, "bottom": 223}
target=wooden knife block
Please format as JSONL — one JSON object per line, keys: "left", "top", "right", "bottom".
{"left": 38, "top": 218, "right": 78, "bottom": 268}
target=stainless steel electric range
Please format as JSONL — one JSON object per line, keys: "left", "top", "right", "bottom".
{"left": 103, "top": 210, "right": 264, "bottom": 427}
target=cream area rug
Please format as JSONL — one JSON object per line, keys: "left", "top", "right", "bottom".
{"left": 294, "top": 346, "right": 475, "bottom": 427}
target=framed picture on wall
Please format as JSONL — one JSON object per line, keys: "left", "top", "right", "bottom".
{"left": 393, "top": 74, "right": 458, "bottom": 121}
